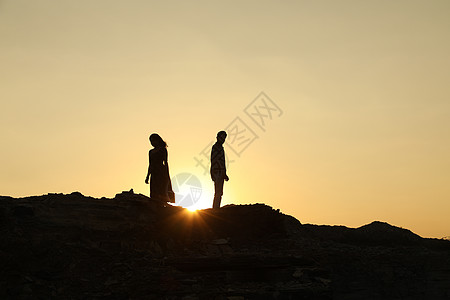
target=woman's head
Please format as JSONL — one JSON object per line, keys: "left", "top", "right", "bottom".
{"left": 149, "top": 133, "right": 167, "bottom": 148}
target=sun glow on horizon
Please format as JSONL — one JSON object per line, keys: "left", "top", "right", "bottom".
{"left": 172, "top": 172, "right": 238, "bottom": 211}
{"left": 172, "top": 173, "right": 216, "bottom": 210}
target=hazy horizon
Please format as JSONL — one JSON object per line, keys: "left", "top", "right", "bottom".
{"left": 1, "top": 0, "right": 449, "bottom": 238}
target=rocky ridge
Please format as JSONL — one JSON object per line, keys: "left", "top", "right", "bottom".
{"left": 1, "top": 191, "right": 449, "bottom": 299}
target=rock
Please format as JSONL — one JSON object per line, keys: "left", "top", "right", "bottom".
{"left": 212, "top": 238, "right": 229, "bottom": 245}
{"left": 12, "top": 206, "right": 34, "bottom": 218}
{"left": 0, "top": 193, "right": 449, "bottom": 299}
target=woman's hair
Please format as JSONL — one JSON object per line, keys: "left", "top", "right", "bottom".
{"left": 149, "top": 133, "right": 167, "bottom": 148}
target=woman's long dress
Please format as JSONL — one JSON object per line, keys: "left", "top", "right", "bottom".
{"left": 149, "top": 147, "right": 170, "bottom": 201}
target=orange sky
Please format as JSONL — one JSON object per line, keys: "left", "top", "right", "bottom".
{"left": 1, "top": 0, "right": 449, "bottom": 238}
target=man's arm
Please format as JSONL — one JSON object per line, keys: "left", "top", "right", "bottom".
{"left": 223, "top": 147, "right": 229, "bottom": 181}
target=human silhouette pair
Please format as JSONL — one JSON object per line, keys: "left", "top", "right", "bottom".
{"left": 145, "top": 132, "right": 229, "bottom": 208}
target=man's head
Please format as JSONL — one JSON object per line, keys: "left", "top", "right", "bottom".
{"left": 216, "top": 131, "right": 227, "bottom": 144}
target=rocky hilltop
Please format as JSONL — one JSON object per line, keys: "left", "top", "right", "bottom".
{"left": 1, "top": 191, "right": 449, "bottom": 299}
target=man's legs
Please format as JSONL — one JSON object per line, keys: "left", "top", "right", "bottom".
{"left": 213, "top": 179, "right": 224, "bottom": 209}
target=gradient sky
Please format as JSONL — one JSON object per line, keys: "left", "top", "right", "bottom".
{"left": 1, "top": 0, "right": 449, "bottom": 238}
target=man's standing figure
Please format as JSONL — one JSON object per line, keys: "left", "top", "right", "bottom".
{"left": 210, "top": 131, "right": 229, "bottom": 209}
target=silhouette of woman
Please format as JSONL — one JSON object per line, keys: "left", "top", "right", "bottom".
{"left": 145, "top": 134, "right": 173, "bottom": 202}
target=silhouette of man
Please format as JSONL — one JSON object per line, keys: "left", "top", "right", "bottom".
{"left": 210, "top": 131, "right": 229, "bottom": 209}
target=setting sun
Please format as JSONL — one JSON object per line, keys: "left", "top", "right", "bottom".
{"left": 176, "top": 176, "right": 216, "bottom": 211}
